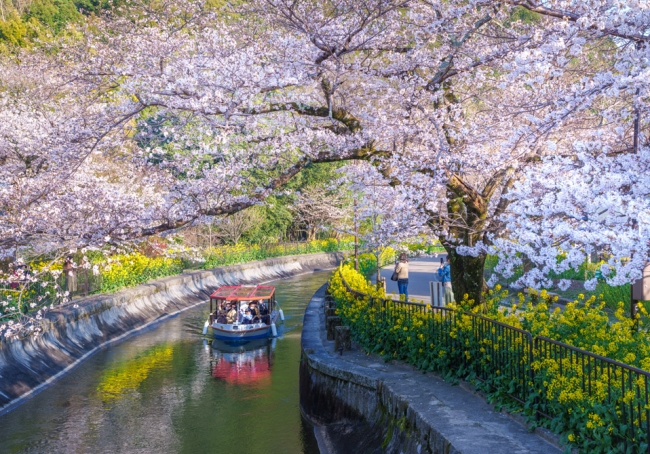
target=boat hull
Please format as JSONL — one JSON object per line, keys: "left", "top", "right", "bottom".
{"left": 212, "top": 312, "right": 280, "bottom": 341}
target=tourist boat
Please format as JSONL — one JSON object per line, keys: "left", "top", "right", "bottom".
{"left": 203, "top": 285, "right": 284, "bottom": 341}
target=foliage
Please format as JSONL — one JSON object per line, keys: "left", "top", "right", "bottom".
{"left": 331, "top": 265, "right": 650, "bottom": 453}
{"left": 26, "top": 0, "right": 81, "bottom": 32}
{"left": 343, "top": 247, "right": 395, "bottom": 276}
{"left": 403, "top": 242, "right": 446, "bottom": 255}
{"left": 0, "top": 0, "right": 118, "bottom": 49}
{"left": 548, "top": 259, "right": 601, "bottom": 282}
{"left": 202, "top": 239, "right": 352, "bottom": 269}
{"left": 0, "top": 239, "right": 354, "bottom": 336}
{"left": 595, "top": 282, "right": 631, "bottom": 313}
{"left": 241, "top": 196, "right": 295, "bottom": 244}
{"left": 486, "top": 289, "right": 650, "bottom": 370}
{"left": 100, "top": 253, "right": 185, "bottom": 293}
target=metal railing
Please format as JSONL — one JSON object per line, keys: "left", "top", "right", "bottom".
{"left": 337, "top": 268, "right": 650, "bottom": 452}
{"left": 535, "top": 336, "right": 650, "bottom": 452}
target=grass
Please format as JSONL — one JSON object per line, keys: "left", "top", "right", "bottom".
{"left": 484, "top": 255, "right": 639, "bottom": 314}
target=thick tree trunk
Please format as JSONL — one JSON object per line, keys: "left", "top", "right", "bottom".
{"left": 446, "top": 248, "right": 487, "bottom": 306}
{"left": 438, "top": 174, "right": 494, "bottom": 307}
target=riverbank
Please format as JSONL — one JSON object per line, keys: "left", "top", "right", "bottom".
{"left": 0, "top": 252, "right": 345, "bottom": 415}
{"left": 0, "top": 272, "right": 329, "bottom": 454}
{"left": 300, "top": 284, "right": 560, "bottom": 454}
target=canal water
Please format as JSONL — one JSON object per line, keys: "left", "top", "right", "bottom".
{"left": 0, "top": 272, "right": 330, "bottom": 454}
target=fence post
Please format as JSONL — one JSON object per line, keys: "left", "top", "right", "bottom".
{"left": 327, "top": 316, "right": 341, "bottom": 341}
{"left": 430, "top": 281, "right": 443, "bottom": 306}
{"left": 531, "top": 336, "right": 539, "bottom": 421}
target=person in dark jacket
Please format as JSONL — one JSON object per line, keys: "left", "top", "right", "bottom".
{"left": 437, "top": 256, "right": 455, "bottom": 305}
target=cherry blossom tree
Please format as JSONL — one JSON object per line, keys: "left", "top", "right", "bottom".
{"left": 341, "top": 163, "right": 432, "bottom": 284}
{"left": 2, "top": 0, "right": 650, "bottom": 318}
{"left": 456, "top": 0, "right": 650, "bottom": 292}
{"left": 290, "top": 184, "right": 351, "bottom": 240}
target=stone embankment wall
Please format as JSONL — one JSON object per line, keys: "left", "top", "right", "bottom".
{"left": 0, "top": 252, "right": 344, "bottom": 415}
{"left": 300, "top": 285, "right": 560, "bottom": 454}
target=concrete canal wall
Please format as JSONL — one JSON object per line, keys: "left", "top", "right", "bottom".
{"left": 0, "top": 252, "right": 345, "bottom": 415}
{"left": 300, "top": 285, "right": 560, "bottom": 454}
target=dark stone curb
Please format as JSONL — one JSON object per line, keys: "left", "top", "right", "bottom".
{"left": 300, "top": 284, "right": 561, "bottom": 454}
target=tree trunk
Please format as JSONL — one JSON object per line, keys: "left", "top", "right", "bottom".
{"left": 437, "top": 174, "right": 494, "bottom": 307}
{"left": 446, "top": 248, "right": 487, "bottom": 306}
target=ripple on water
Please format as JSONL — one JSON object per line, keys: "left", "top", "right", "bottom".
{"left": 0, "top": 271, "right": 331, "bottom": 454}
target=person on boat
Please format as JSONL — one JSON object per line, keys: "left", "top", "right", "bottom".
{"left": 241, "top": 309, "right": 253, "bottom": 324}
{"left": 249, "top": 302, "right": 262, "bottom": 323}
{"left": 215, "top": 302, "right": 227, "bottom": 323}
{"left": 238, "top": 303, "right": 249, "bottom": 323}
{"left": 258, "top": 301, "right": 269, "bottom": 316}
{"left": 226, "top": 304, "right": 238, "bottom": 324}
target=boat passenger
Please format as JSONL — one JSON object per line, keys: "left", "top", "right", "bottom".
{"left": 216, "top": 303, "right": 227, "bottom": 323}
{"left": 226, "top": 304, "right": 238, "bottom": 324}
{"left": 249, "top": 302, "right": 263, "bottom": 323}
{"left": 238, "top": 303, "right": 249, "bottom": 323}
{"left": 242, "top": 309, "right": 253, "bottom": 324}
{"left": 258, "top": 301, "right": 269, "bottom": 316}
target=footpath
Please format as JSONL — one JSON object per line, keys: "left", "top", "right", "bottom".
{"left": 301, "top": 284, "right": 562, "bottom": 454}
{"left": 376, "top": 255, "right": 447, "bottom": 303}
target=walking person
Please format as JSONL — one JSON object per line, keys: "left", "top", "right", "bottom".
{"left": 395, "top": 253, "right": 409, "bottom": 301}
{"left": 63, "top": 256, "right": 77, "bottom": 294}
{"left": 437, "top": 255, "right": 455, "bottom": 305}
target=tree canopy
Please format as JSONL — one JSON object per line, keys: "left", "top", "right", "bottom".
{"left": 1, "top": 0, "right": 649, "bottom": 303}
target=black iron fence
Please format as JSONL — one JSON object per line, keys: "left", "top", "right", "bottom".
{"left": 337, "top": 268, "right": 650, "bottom": 452}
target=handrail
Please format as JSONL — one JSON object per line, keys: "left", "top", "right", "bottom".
{"left": 335, "top": 266, "right": 650, "bottom": 450}
{"left": 536, "top": 335, "right": 650, "bottom": 378}
{"left": 337, "top": 266, "right": 646, "bottom": 377}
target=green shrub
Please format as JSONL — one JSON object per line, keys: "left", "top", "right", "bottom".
{"left": 331, "top": 266, "right": 650, "bottom": 453}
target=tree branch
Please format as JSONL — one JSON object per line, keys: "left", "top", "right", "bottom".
{"left": 508, "top": 0, "right": 649, "bottom": 43}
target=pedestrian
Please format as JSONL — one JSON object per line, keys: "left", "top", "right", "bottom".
{"left": 437, "top": 255, "right": 455, "bottom": 305}
{"left": 63, "top": 256, "right": 77, "bottom": 294}
{"left": 395, "top": 253, "right": 409, "bottom": 301}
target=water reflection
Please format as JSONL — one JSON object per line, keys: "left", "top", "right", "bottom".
{"left": 0, "top": 271, "right": 328, "bottom": 454}
{"left": 97, "top": 344, "right": 175, "bottom": 404}
{"left": 211, "top": 339, "right": 273, "bottom": 387}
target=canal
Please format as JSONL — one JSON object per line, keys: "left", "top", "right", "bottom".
{"left": 0, "top": 272, "right": 330, "bottom": 454}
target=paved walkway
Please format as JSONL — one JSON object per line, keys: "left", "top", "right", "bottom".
{"left": 303, "top": 286, "right": 562, "bottom": 453}
{"left": 374, "top": 255, "right": 447, "bottom": 304}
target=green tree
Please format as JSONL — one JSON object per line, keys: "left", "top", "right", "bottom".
{"left": 26, "top": 0, "right": 81, "bottom": 32}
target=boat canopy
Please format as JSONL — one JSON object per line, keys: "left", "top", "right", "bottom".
{"left": 209, "top": 285, "right": 275, "bottom": 301}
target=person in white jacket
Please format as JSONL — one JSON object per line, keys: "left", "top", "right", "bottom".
{"left": 395, "top": 253, "right": 409, "bottom": 301}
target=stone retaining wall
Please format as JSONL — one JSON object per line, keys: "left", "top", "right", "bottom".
{"left": 300, "top": 284, "right": 560, "bottom": 454}
{"left": 0, "top": 252, "right": 345, "bottom": 415}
